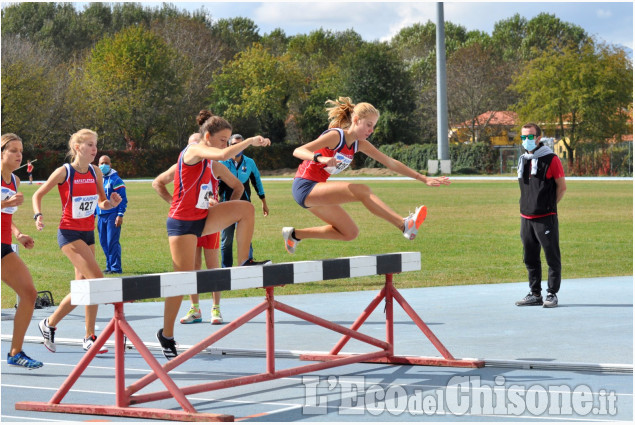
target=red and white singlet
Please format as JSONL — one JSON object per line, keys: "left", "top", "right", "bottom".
{"left": 58, "top": 164, "right": 99, "bottom": 231}
{"left": 295, "top": 128, "right": 358, "bottom": 183}
{"left": 1, "top": 174, "right": 18, "bottom": 244}
{"left": 169, "top": 145, "right": 214, "bottom": 221}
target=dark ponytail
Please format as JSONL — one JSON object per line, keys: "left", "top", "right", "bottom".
{"left": 197, "top": 109, "right": 232, "bottom": 137}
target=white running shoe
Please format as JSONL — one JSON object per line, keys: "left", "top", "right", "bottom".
{"left": 402, "top": 205, "right": 427, "bottom": 240}
{"left": 83, "top": 334, "right": 109, "bottom": 354}
{"left": 211, "top": 307, "right": 223, "bottom": 325}
{"left": 38, "top": 318, "right": 56, "bottom": 352}
{"left": 282, "top": 227, "right": 300, "bottom": 254}
{"left": 180, "top": 306, "right": 202, "bottom": 324}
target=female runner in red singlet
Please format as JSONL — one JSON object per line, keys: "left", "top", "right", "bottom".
{"left": 153, "top": 132, "right": 244, "bottom": 327}
{"left": 1, "top": 133, "right": 43, "bottom": 369}
{"left": 282, "top": 97, "right": 450, "bottom": 254}
{"left": 33, "top": 129, "right": 121, "bottom": 354}
{"left": 155, "top": 110, "right": 269, "bottom": 359}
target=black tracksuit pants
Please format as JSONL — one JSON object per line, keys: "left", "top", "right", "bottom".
{"left": 520, "top": 215, "right": 561, "bottom": 295}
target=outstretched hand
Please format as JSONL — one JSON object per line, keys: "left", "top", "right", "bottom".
{"left": 249, "top": 136, "right": 271, "bottom": 147}
{"left": 425, "top": 176, "right": 451, "bottom": 187}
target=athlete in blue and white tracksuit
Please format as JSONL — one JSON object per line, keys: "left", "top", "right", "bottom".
{"left": 95, "top": 160, "right": 128, "bottom": 274}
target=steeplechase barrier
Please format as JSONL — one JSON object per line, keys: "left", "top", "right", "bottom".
{"left": 16, "top": 251, "right": 484, "bottom": 421}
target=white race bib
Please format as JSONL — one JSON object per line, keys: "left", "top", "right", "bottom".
{"left": 323, "top": 152, "right": 353, "bottom": 175}
{"left": 1, "top": 187, "right": 17, "bottom": 214}
{"left": 72, "top": 194, "right": 98, "bottom": 219}
{"left": 196, "top": 182, "right": 213, "bottom": 209}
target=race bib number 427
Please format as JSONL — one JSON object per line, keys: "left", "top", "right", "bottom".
{"left": 72, "top": 194, "right": 98, "bottom": 218}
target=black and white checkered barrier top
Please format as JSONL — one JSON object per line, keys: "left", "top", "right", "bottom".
{"left": 71, "top": 252, "right": 421, "bottom": 306}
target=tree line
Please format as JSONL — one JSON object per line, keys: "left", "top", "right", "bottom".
{"left": 1, "top": 2, "right": 632, "bottom": 170}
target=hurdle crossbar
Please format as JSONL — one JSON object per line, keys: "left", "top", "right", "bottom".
{"left": 16, "top": 252, "right": 484, "bottom": 421}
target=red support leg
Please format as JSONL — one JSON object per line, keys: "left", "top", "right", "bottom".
{"left": 266, "top": 287, "right": 275, "bottom": 374}
{"left": 385, "top": 274, "right": 395, "bottom": 357}
{"left": 114, "top": 303, "right": 128, "bottom": 407}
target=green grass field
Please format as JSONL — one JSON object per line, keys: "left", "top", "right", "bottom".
{"left": 2, "top": 178, "right": 632, "bottom": 308}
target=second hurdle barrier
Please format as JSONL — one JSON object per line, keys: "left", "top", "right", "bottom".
{"left": 16, "top": 251, "right": 484, "bottom": 421}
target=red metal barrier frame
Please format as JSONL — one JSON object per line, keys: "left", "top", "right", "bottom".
{"left": 16, "top": 273, "right": 483, "bottom": 421}
{"left": 300, "top": 273, "right": 485, "bottom": 368}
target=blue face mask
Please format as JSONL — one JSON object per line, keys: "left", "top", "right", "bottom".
{"left": 522, "top": 140, "right": 536, "bottom": 152}
{"left": 99, "top": 164, "right": 110, "bottom": 174}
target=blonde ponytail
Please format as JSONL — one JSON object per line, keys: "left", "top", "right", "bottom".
{"left": 325, "top": 97, "right": 379, "bottom": 129}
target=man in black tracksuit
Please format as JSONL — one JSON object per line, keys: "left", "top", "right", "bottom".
{"left": 515, "top": 123, "right": 567, "bottom": 308}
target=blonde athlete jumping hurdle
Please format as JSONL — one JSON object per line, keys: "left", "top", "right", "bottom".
{"left": 283, "top": 97, "right": 450, "bottom": 254}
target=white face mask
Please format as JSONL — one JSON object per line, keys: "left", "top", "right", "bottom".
{"left": 522, "top": 139, "right": 536, "bottom": 152}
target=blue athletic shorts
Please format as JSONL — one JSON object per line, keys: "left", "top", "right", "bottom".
{"left": 292, "top": 178, "right": 319, "bottom": 209}
{"left": 1, "top": 243, "right": 14, "bottom": 259}
{"left": 57, "top": 229, "right": 95, "bottom": 248}
{"left": 166, "top": 217, "right": 206, "bottom": 237}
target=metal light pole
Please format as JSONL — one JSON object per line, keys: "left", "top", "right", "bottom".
{"left": 436, "top": 2, "right": 450, "bottom": 164}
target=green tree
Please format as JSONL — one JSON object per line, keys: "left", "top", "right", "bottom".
{"left": 151, "top": 16, "right": 224, "bottom": 145}
{"left": 288, "top": 29, "right": 363, "bottom": 78}
{"left": 447, "top": 42, "right": 515, "bottom": 143}
{"left": 511, "top": 39, "right": 633, "bottom": 167}
{"left": 83, "top": 25, "right": 183, "bottom": 149}
{"left": 492, "top": 13, "right": 589, "bottom": 63}
{"left": 1, "top": 2, "right": 89, "bottom": 60}
{"left": 287, "top": 29, "right": 363, "bottom": 143}
{"left": 293, "top": 64, "right": 345, "bottom": 144}
{"left": 390, "top": 21, "right": 488, "bottom": 144}
{"left": 340, "top": 42, "right": 417, "bottom": 145}
{"left": 209, "top": 44, "right": 302, "bottom": 141}
{"left": 1, "top": 35, "right": 72, "bottom": 149}
{"left": 211, "top": 17, "right": 261, "bottom": 61}
{"left": 261, "top": 28, "right": 290, "bottom": 56}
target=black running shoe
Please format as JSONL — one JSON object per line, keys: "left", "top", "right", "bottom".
{"left": 156, "top": 328, "right": 178, "bottom": 360}
{"left": 241, "top": 258, "right": 272, "bottom": 266}
{"left": 515, "top": 293, "right": 543, "bottom": 306}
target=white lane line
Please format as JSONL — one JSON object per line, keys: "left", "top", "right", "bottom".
{"left": 3, "top": 359, "right": 632, "bottom": 397}
{"left": 1, "top": 414, "right": 68, "bottom": 422}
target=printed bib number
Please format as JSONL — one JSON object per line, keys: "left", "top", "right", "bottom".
{"left": 72, "top": 194, "right": 98, "bottom": 219}
{"left": 324, "top": 152, "right": 353, "bottom": 175}
{"left": 196, "top": 182, "right": 213, "bottom": 209}
{"left": 1, "top": 187, "right": 17, "bottom": 214}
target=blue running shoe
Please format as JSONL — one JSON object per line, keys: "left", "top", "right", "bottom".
{"left": 7, "top": 351, "right": 43, "bottom": 369}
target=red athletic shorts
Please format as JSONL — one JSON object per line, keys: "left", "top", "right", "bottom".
{"left": 197, "top": 232, "right": 220, "bottom": 249}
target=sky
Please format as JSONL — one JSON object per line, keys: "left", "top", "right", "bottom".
{"left": 78, "top": 1, "right": 634, "bottom": 51}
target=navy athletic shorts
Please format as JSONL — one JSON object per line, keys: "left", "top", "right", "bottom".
{"left": 166, "top": 217, "right": 206, "bottom": 237}
{"left": 1, "top": 243, "right": 15, "bottom": 259}
{"left": 57, "top": 229, "right": 95, "bottom": 248}
{"left": 292, "top": 177, "right": 319, "bottom": 209}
